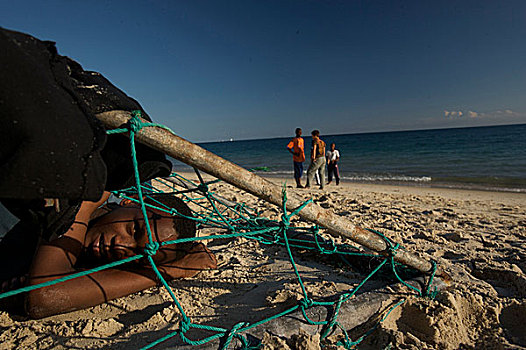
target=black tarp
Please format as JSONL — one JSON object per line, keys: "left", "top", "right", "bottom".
{"left": 0, "top": 27, "right": 172, "bottom": 283}
{"left": 0, "top": 27, "right": 172, "bottom": 201}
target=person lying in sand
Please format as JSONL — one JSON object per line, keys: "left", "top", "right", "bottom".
{"left": 0, "top": 28, "right": 216, "bottom": 319}
{"left": 1, "top": 192, "right": 216, "bottom": 319}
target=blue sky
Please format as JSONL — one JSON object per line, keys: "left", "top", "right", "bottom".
{"left": 2, "top": 0, "right": 525, "bottom": 141}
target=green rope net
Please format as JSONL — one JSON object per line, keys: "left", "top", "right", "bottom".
{"left": 0, "top": 111, "right": 438, "bottom": 349}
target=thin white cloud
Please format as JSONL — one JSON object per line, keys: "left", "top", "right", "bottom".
{"left": 445, "top": 109, "right": 523, "bottom": 120}
{"left": 444, "top": 110, "right": 463, "bottom": 118}
{"left": 468, "top": 110, "right": 478, "bottom": 118}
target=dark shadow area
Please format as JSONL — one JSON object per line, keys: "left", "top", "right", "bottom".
{"left": 116, "top": 301, "right": 173, "bottom": 326}
{"left": 500, "top": 302, "right": 526, "bottom": 347}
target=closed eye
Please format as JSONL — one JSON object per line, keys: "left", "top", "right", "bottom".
{"left": 133, "top": 220, "right": 141, "bottom": 239}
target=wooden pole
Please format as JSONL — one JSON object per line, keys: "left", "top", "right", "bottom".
{"left": 96, "top": 111, "right": 443, "bottom": 277}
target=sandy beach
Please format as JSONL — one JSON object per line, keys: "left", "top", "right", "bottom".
{"left": 1, "top": 172, "right": 525, "bottom": 349}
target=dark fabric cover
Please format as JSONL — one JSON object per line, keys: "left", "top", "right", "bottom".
{"left": 0, "top": 28, "right": 107, "bottom": 201}
{"left": 66, "top": 57, "right": 172, "bottom": 190}
{"left": 0, "top": 27, "right": 172, "bottom": 200}
{"left": 0, "top": 27, "right": 172, "bottom": 285}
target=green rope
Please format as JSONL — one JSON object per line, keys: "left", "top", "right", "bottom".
{"left": 0, "top": 255, "right": 142, "bottom": 299}
{"left": 0, "top": 110, "right": 440, "bottom": 350}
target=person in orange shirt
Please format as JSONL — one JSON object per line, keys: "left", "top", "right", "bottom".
{"left": 286, "top": 128, "right": 306, "bottom": 188}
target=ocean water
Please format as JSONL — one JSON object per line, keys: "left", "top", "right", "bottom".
{"left": 171, "top": 124, "right": 526, "bottom": 193}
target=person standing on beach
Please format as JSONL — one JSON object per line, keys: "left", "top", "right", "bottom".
{"left": 286, "top": 128, "right": 306, "bottom": 188}
{"left": 305, "top": 130, "right": 326, "bottom": 189}
{"left": 326, "top": 143, "right": 340, "bottom": 185}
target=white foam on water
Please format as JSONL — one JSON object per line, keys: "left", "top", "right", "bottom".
{"left": 341, "top": 174, "right": 432, "bottom": 182}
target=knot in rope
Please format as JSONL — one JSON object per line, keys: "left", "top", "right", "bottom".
{"left": 423, "top": 260, "right": 439, "bottom": 299}
{"left": 267, "top": 232, "right": 281, "bottom": 244}
{"left": 388, "top": 242, "right": 400, "bottom": 257}
{"left": 339, "top": 339, "right": 356, "bottom": 349}
{"left": 221, "top": 322, "right": 248, "bottom": 350}
{"left": 313, "top": 228, "right": 338, "bottom": 255}
{"left": 144, "top": 241, "right": 160, "bottom": 256}
{"left": 128, "top": 110, "right": 146, "bottom": 133}
{"left": 179, "top": 319, "right": 191, "bottom": 334}
{"left": 298, "top": 298, "right": 314, "bottom": 310}
{"left": 197, "top": 183, "right": 209, "bottom": 193}
{"left": 424, "top": 286, "right": 439, "bottom": 299}
{"left": 280, "top": 213, "right": 291, "bottom": 229}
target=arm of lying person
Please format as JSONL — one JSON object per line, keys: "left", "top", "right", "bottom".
{"left": 25, "top": 191, "right": 109, "bottom": 318}
{"left": 28, "top": 192, "right": 112, "bottom": 276}
{"left": 26, "top": 191, "right": 217, "bottom": 318}
{"left": 25, "top": 192, "right": 216, "bottom": 319}
{"left": 26, "top": 243, "right": 215, "bottom": 319}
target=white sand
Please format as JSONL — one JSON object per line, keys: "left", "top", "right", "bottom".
{"left": 1, "top": 174, "right": 525, "bottom": 349}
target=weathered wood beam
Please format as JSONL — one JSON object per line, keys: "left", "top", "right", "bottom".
{"left": 96, "top": 111, "right": 444, "bottom": 278}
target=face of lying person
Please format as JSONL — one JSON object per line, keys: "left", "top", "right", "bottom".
{"left": 84, "top": 203, "right": 181, "bottom": 263}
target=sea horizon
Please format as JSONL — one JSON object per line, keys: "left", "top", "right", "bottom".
{"left": 171, "top": 123, "right": 526, "bottom": 193}
{"left": 198, "top": 122, "right": 526, "bottom": 144}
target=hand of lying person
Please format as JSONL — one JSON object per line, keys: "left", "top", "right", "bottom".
{"left": 155, "top": 243, "right": 217, "bottom": 280}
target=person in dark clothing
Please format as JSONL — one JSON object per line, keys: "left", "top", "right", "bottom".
{"left": 0, "top": 27, "right": 216, "bottom": 318}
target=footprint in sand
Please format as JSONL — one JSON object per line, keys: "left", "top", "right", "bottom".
{"left": 369, "top": 292, "right": 491, "bottom": 349}
{"left": 470, "top": 265, "right": 526, "bottom": 298}
{"left": 500, "top": 301, "right": 526, "bottom": 347}
{"left": 442, "top": 251, "right": 466, "bottom": 260}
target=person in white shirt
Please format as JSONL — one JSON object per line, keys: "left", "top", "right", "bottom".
{"left": 326, "top": 143, "right": 340, "bottom": 185}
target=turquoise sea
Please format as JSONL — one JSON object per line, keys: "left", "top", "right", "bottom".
{"left": 172, "top": 124, "right": 526, "bottom": 193}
